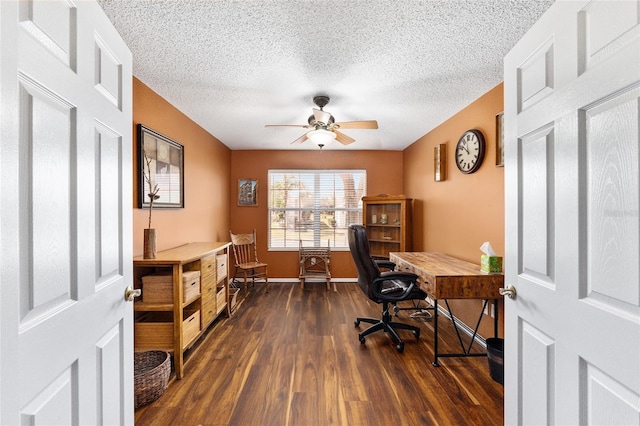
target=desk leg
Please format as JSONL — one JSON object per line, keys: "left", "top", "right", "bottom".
{"left": 431, "top": 299, "right": 492, "bottom": 363}
{"left": 494, "top": 299, "right": 499, "bottom": 337}
{"left": 432, "top": 299, "right": 440, "bottom": 367}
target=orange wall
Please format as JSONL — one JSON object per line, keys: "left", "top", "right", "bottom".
{"left": 132, "top": 78, "right": 231, "bottom": 256}
{"left": 403, "top": 83, "right": 505, "bottom": 337}
{"left": 229, "top": 150, "right": 404, "bottom": 278}
{"left": 404, "top": 83, "right": 504, "bottom": 258}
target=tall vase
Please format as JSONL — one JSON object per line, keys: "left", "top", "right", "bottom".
{"left": 144, "top": 228, "right": 157, "bottom": 259}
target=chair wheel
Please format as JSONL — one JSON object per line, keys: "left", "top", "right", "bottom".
{"left": 359, "top": 335, "right": 366, "bottom": 344}
{"left": 355, "top": 319, "right": 360, "bottom": 327}
{"left": 396, "top": 342, "right": 404, "bottom": 353}
{"left": 414, "top": 328, "right": 420, "bottom": 339}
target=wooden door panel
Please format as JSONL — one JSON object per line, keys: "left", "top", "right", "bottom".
{"left": 18, "top": 0, "right": 76, "bottom": 69}
{"left": 578, "top": 1, "right": 639, "bottom": 74}
{"left": 21, "top": 367, "right": 76, "bottom": 425}
{"left": 1, "top": 1, "right": 133, "bottom": 423}
{"left": 505, "top": 1, "right": 640, "bottom": 424}
{"left": 521, "top": 323, "right": 554, "bottom": 426}
{"left": 96, "top": 124, "right": 125, "bottom": 286}
{"left": 96, "top": 325, "right": 125, "bottom": 425}
{"left": 576, "top": 85, "right": 640, "bottom": 395}
{"left": 584, "top": 361, "right": 639, "bottom": 425}
{"left": 94, "top": 36, "right": 124, "bottom": 108}
{"left": 520, "top": 124, "right": 555, "bottom": 283}
{"left": 518, "top": 38, "right": 554, "bottom": 113}
{"left": 19, "top": 76, "right": 75, "bottom": 322}
{"left": 583, "top": 89, "right": 640, "bottom": 305}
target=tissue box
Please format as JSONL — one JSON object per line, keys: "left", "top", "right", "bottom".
{"left": 481, "top": 255, "right": 503, "bottom": 273}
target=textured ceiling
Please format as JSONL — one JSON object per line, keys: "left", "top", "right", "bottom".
{"left": 98, "top": 0, "right": 554, "bottom": 150}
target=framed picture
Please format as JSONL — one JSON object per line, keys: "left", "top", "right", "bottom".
{"left": 496, "top": 112, "right": 504, "bottom": 167}
{"left": 137, "top": 124, "right": 184, "bottom": 208}
{"left": 434, "top": 143, "right": 447, "bottom": 181}
{"left": 238, "top": 178, "right": 258, "bottom": 206}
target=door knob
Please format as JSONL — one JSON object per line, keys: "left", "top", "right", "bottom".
{"left": 124, "top": 286, "right": 141, "bottom": 302}
{"left": 499, "top": 285, "right": 517, "bottom": 299}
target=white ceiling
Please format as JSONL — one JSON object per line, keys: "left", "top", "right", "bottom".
{"left": 98, "top": 0, "right": 555, "bottom": 151}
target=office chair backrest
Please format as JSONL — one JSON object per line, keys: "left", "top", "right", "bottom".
{"left": 347, "top": 224, "right": 382, "bottom": 300}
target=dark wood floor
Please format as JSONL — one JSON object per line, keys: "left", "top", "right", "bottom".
{"left": 135, "top": 282, "right": 504, "bottom": 425}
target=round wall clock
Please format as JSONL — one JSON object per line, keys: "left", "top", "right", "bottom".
{"left": 455, "top": 129, "right": 486, "bottom": 174}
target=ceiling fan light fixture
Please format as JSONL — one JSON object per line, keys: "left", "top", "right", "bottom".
{"left": 266, "top": 96, "right": 376, "bottom": 147}
{"left": 306, "top": 129, "right": 336, "bottom": 148}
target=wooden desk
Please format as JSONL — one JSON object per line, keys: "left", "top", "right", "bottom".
{"left": 389, "top": 252, "right": 503, "bottom": 366}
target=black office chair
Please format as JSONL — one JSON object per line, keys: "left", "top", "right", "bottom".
{"left": 347, "top": 224, "right": 428, "bottom": 353}
{"left": 376, "top": 259, "right": 432, "bottom": 319}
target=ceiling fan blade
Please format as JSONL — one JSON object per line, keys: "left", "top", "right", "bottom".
{"left": 334, "top": 130, "right": 355, "bottom": 145}
{"left": 312, "top": 108, "right": 332, "bottom": 125}
{"left": 265, "top": 124, "right": 309, "bottom": 128}
{"left": 333, "top": 120, "right": 378, "bottom": 130}
{"left": 290, "top": 133, "right": 309, "bottom": 145}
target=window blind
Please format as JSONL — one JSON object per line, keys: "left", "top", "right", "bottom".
{"left": 267, "top": 170, "right": 366, "bottom": 249}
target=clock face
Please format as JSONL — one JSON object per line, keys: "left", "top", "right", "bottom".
{"left": 455, "top": 129, "right": 485, "bottom": 174}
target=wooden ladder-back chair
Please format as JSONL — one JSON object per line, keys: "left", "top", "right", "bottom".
{"left": 229, "top": 229, "right": 268, "bottom": 295}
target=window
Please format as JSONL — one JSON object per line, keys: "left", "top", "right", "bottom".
{"left": 268, "top": 170, "right": 366, "bottom": 249}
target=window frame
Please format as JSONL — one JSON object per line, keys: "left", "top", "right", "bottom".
{"left": 267, "top": 169, "right": 367, "bottom": 251}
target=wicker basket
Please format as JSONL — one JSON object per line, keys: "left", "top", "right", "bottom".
{"left": 134, "top": 350, "right": 171, "bottom": 408}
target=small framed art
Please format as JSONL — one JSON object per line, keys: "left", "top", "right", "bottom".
{"left": 238, "top": 178, "right": 258, "bottom": 206}
{"left": 434, "top": 143, "right": 447, "bottom": 181}
{"left": 496, "top": 112, "right": 504, "bottom": 167}
{"left": 137, "top": 124, "right": 184, "bottom": 208}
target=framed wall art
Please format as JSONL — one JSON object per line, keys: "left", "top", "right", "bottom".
{"left": 434, "top": 143, "right": 447, "bottom": 181}
{"left": 238, "top": 178, "right": 258, "bottom": 206}
{"left": 137, "top": 124, "right": 184, "bottom": 208}
{"left": 496, "top": 112, "right": 504, "bottom": 167}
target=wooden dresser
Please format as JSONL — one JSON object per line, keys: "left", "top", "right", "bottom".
{"left": 133, "top": 242, "right": 231, "bottom": 378}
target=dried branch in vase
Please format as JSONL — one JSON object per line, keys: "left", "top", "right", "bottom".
{"left": 144, "top": 153, "right": 160, "bottom": 229}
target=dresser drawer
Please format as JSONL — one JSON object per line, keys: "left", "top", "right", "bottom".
{"left": 135, "top": 309, "right": 200, "bottom": 351}
{"left": 201, "top": 298, "right": 217, "bottom": 326}
{"left": 201, "top": 254, "right": 217, "bottom": 280}
{"left": 216, "top": 286, "right": 227, "bottom": 315}
{"left": 182, "top": 310, "right": 201, "bottom": 348}
{"left": 216, "top": 254, "right": 228, "bottom": 280}
{"left": 201, "top": 274, "right": 217, "bottom": 298}
{"left": 142, "top": 271, "right": 201, "bottom": 304}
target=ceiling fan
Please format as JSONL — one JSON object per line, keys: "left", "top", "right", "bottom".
{"left": 265, "top": 95, "right": 378, "bottom": 148}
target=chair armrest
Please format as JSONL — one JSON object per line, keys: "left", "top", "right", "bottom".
{"left": 375, "top": 260, "right": 396, "bottom": 271}
{"left": 372, "top": 271, "right": 419, "bottom": 301}
{"left": 379, "top": 270, "right": 419, "bottom": 281}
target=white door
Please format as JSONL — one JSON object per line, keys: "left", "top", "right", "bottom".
{"left": 504, "top": 0, "right": 640, "bottom": 424}
{"left": 1, "top": 1, "right": 133, "bottom": 424}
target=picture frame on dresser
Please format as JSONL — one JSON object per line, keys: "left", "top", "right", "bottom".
{"left": 238, "top": 178, "right": 258, "bottom": 206}
{"left": 137, "top": 124, "right": 185, "bottom": 208}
